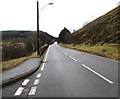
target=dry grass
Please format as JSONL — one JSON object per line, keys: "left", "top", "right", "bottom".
{"left": 1, "top": 44, "right": 48, "bottom": 72}
{"left": 0, "top": 51, "right": 40, "bottom": 72}
{"left": 59, "top": 43, "right": 119, "bottom": 61}
{"left": 29, "top": 51, "right": 40, "bottom": 58}
{"left": 0, "top": 57, "right": 28, "bottom": 72}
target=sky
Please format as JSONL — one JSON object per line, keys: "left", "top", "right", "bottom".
{"left": 0, "top": 0, "right": 119, "bottom": 37}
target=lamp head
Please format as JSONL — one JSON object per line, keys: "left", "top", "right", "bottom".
{"left": 48, "top": 3, "right": 53, "bottom": 5}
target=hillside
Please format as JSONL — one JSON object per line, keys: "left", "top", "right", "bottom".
{"left": 71, "top": 6, "right": 120, "bottom": 45}
{"left": 1, "top": 30, "right": 57, "bottom": 61}
{"left": 58, "top": 27, "right": 72, "bottom": 43}
{"left": 39, "top": 31, "right": 58, "bottom": 45}
{"left": 2, "top": 30, "right": 57, "bottom": 45}
{"left": 2, "top": 30, "right": 32, "bottom": 40}
{"left": 59, "top": 6, "right": 119, "bottom": 60}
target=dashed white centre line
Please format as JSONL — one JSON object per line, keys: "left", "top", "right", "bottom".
{"left": 41, "top": 63, "right": 45, "bottom": 70}
{"left": 62, "top": 50, "right": 113, "bottom": 84}
{"left": 36, "top": 74, "right": 41, "bottom": 78}
{"left": 40, "top": 46, "right": 50, "bottom": 71}
{"left": 43, "top": 46, "right": 50, "bottom": 62}
{"left": 69, "top": 56, "right": 77, "bottom": 62}
{"left": 22, "top": 79, "right": 30, "bottom": 86}
{"left": 61, "top": 51, "right": 77, "bottom": 62}
{"left": 51, "top": 49, "right": 114, "bottom": 84}
{"left": 14, "top": 87, "right": 24, "bottom": 96}
{"left": 33, "top": 79, "right": 40, "bottom": 85}
{"left": 64, "top": 53, "right": 68, "bottom": 56}
{"left": 29, "top": 86, "right": 37, "bottom": 96}
{"left": 82, "top": 64, "right": 113, "bottom": 84}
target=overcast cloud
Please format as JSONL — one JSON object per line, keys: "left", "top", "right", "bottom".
{"left": 0, "top": 0, "right": 118, "bottom": 37}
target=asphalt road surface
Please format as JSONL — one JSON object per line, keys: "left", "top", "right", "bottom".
{"left": 2, "top": 43, "right": 118, "bottom": 97}
{"left": 0, "top": 46, "right": 2, "bottom": 62}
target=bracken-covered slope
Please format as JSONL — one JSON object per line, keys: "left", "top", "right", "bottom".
{"left": 71, "top": 6, "right": 120, "bottom": 45}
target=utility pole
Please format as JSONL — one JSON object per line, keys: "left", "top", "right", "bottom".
{"left": 37, "top": 0, "right": 40, "bottom": 55}
{"left": 36, "top": 1, "right": 53, "bottom": 55}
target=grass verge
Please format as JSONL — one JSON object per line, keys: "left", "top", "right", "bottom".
{"left": 0, "top": 51, "right": 40, "bottom": 72}
{"left": 59, "top": 43, "right": 119, "bottom": 61}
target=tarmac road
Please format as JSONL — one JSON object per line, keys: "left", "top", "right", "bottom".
{"left": 2, "top": 43, "right": 118, "bottom": 98}
{"left": 0, "top": 46, "right": 2, "bottom": 62}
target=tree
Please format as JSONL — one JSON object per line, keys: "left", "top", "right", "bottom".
{"left": 58, "top": 27, "right": 71, "bottom": 43}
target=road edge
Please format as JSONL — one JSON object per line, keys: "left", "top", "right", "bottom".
{"left": 1, "top": 47, "right": 49, "bottom": 87}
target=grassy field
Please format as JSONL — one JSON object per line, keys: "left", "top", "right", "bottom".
{"left": 59, "top": 43, "right": 119, "bottom": 61}
{"left": 0, "top": 51, "right": 40, "bottom": 72}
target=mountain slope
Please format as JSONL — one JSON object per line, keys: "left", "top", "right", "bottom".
{"left": 59, "top": 6, "right": 119, "bottom": 61}
{"left": 71, "top": 6, "right": 120, "bottom": 45}
{"left": 2, "top": 30, "right": 57, "bottom": 45}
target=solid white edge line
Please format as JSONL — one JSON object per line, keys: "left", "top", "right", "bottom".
{"left": 33, "top": 79, "right": 40, "bottom": 85}
{"left": 36, "top": 74, "right": 41, "bottom": 78}
{"left": 14, "top": 87, "right": 24, "bottom": 96}
{"left": 22, "top": 79, "right": 30, "bottom": 86}
{"left": 29, "top": 86, "right": 37, "bottom": 96}
{"left": 82, "top": 64, "right": 113, "bottom": 84}
{"left": 80, "top": 51, "right": 119, "bottom": 63}
{"left": 41, "top": 63, "right": 45, "bottom": 70}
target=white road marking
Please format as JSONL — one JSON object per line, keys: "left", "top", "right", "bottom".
{"left": 61, "top": 51, "right": 77, "bottom": 62}
{"left": 64, "top": 53, "right": 68, "bottom": 56}
{"left": 69, "top": 56, "right": 77, "bottom": 61}
{"left": 82, "top": 64, "right": 113, "bottom": 84}
{"left": 14, "top": 87, "right": 24, "bottom": 96}
{"left": 36, "top": 74, "right": 41, "bottom": 78}
{"left": 61, "top": 51, "right": 64, "bottom": 53}
{"left": 40, "top": 46, "right": 49, "bottom": 71}
{"left": 22, "top": 79, "right": 30, "bottom": 86}
{"left": 41, "top": 63, "right": 45, "bottom": 70}
{"left": 43, "top": 46, "right": 50, "bottom": 62}
{"left": 81, "top": 51, "right": 119, "bottom": 63}
{"left": 29, "top": 86, "right": 37, "bottom": 96}
{"left": 33, "top": 79, "right": 40, "bottom": 85}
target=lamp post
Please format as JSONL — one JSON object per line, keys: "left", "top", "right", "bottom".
{"left": 37, "top": 0, "right": 40, "bottom": 55}
{"left": 36, "top": 0, "right": 53, "bottom": 55}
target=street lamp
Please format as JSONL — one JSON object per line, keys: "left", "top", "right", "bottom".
{"left": 37, "top": 0, "right": 53, "bottom": 55}
{"left": 40, "top": 3, "right": 53, "bottom": 11}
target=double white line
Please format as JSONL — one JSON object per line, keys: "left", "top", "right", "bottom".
{"left": 14, "top": 73, "right": 42, "bottom": 96}
{"left": 14, "top": 47, "right": 50, "bottom": 96}
{"left": 29, "top": 73, "right": 42, "bottom": 96}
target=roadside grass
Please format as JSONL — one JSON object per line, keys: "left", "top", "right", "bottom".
{"left": 29, "top": 51, "right": 40, "bottom": 58}
{"left": 59, "top": 43, "right": 119, "bottom": 61}
{"left": 1, "top": 44, "right": 49, "bottom": 72}
{"left": 0, "top": 51, "right": 40, "bottom": 72}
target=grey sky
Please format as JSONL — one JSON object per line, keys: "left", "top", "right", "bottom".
{"left": 0, "top": 0, "right": 118, "bottom": 37}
